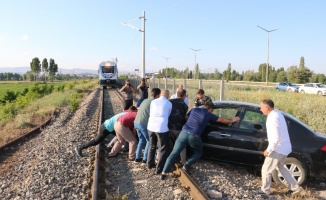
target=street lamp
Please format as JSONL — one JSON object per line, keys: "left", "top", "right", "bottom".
{"left": 189, "top": 48, "right": 201, "bottom": 79}
{"left": 162, "top": 56, "right": 171, "bottom": 78}
{"left": 257, "top": 25, "right": 278, "bottom": 85}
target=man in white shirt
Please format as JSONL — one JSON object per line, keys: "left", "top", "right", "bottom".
{"left": 147, "top": 89, "right": 172, "bottom": 174}
{"left": 259, "top": 99, "right": 300, "bottom": 196}
{"left": 170, "top": 84, "right": 188, "bottom": 106}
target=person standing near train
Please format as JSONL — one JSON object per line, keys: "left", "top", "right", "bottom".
{"left": 120, "top": 79, "right": 136, "bottom": 110}
{"left": 136, "top": 78, "right": 149, "bottom": 107}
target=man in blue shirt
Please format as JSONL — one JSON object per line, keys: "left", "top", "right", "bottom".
{"left": 161, "top": 102, "right": 240, "bottom": 179}
{"left": 75, "top": 106, "right": 137, "bottom": 157}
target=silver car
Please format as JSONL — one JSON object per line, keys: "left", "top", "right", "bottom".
{"left": 299, "top": 83, "right": 326, "bottom": 96}
{"left": 275, "top": 82, "right": 299, "bottom": 92}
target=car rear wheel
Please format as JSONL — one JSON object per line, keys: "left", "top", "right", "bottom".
{"left": 272, "top": 157, "right": 306, "bottom": 185}
{"left": 317, "top": 91, "right": 322, "bottom": 96}
{"left": 301, "top": 90, "right": 305, "bottom": 94}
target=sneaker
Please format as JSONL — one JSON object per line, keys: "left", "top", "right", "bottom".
{"left": 161, "top": 174, "right": 167, "bottom": 180}
{"left": 148, "top": 164, "right": 156, "bottom": 169}
{"left": 75, "top": 146, "right": 83, "bottom": 157}
{"left": 183, "top": 164, "right": 191, "bottom": 174}
{"left": 105, "top": 146, "right": 112, "bottom": 152}
{"left": 257, "top": 190, "right": 270, "bottom": 196}
{"left": 141, "top": 159, "right": 147, "bottom": 165}
{"left": 285, "top": 187, "right": 301, "bottom": 195}
{"left": 134, "top": 158, "right": 142, "bottom": 163}
{"left": 122, "top": 148, "right": 129, "bottom": 152}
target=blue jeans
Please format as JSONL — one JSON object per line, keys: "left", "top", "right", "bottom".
{"left": 137, "top": 98, "right": 145, "bottom": 107}
{"left": 134, "top": 122, "right": 149, "bottom": 161}
{"left": 163, "top": 131, "right": 203, "bottom": 173}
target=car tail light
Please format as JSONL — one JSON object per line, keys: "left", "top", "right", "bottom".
{"left": 321, "top": 145, "right": 326, "bottom": 152}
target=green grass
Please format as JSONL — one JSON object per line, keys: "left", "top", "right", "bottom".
{"left": 0, "top": 82, "right": 32, "bottom": 99}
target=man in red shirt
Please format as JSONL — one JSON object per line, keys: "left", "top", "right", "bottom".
{"left": 108, "top": 110, "right": 138, "bottom": 161}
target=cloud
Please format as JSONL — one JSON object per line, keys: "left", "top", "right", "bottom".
{"left": 20, "top": 35, "right": 28, "bottom": 41}
{"left": 149, "top": 46, "right": 158, "bottom": 52}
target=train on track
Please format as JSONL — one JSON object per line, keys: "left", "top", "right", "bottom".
{"left": 98, "top": 61, "right": 118, "bottom": 87}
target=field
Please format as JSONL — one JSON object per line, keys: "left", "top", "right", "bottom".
{"left": 0, "top": 81, "right": 33, "bottom": 99}
{"left": 147, "top": 79, "right": 326, "bottom": 134}
{"left": 0, "top": 80, "right": 99, "bottom": 146}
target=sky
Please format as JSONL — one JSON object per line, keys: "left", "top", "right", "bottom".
{"left": 1, "top": 0, "right": 326, "bottom": 75}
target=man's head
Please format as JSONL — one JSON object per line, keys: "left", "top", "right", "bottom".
{"left": 151, "top": 88, "right": 161, "bottom": 98}
{"left": 141, "top": 78, "right": 146, "bottom": 83}
{"left": 260, "top": 99, "right": 274, "bottom": 116}
{"left": 161, "top": 89, "right": 170, "bottom": 99}
{"left": 177, "top": 89, "right": 187, "bottom": 99}
{"left": 203, "top": 102, "right": 214, "bottom": 112}
{"left": 128, "top": 105, "right": 138, "bottom": 112}
{"left": 178, "top": 84, "right": 184, "bottom": 90}
{"left": 197, "top": 89, "right": 205, "bottom": 100}
{"left": 125, "top": 79, "right": 131, "bottom": 86}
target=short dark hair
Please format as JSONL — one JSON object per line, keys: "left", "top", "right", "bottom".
{"left": 197, "top": 89, "right": 205, "bottom": 95}
{"left": 260, "top": 99, "right": 274, "bottom": 108}
{"left": 128, "top": 106, "right": 138, "bottom": 111}
{"left": 177, "top": 89, "right": 186, "bottom": 98}
{"left": 126, "top": 79, "right": 130, "bottom": 82}
{"left": 151, "top": 88, "right": 161, "bottom": 98}
{"left": 203, "top": 101, "right": 214, "bottom": 110}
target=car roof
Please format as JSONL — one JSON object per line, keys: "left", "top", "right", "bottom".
{"left": 213, "top": 101, "right": 260, "bottom": 109}
{"left": 213, "top": 100, "right": 294, "bottom": 117}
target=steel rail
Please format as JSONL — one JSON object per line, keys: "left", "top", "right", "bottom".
{"left": 174, "top": 164, "right": 210, "bottom": 200}
{"left": 0, "top": 108, "right": 56, "bottom": 152}
{"left": 91, "top": 87, "right": 104, "bottom": 200}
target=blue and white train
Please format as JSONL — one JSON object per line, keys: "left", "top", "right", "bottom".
{"left": 98, "top": 61, "right": 118, "bottom": 86}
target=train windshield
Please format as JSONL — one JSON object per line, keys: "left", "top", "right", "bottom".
{"left": 102, "top": 66, "right": 115, "bottom": 73}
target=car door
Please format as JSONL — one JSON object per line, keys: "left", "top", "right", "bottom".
{"left": 226, "top": 108, "right": 268, "bottom": 166}
{"left": 279, "top": 82, "right": 286, "bottom": 91}
{"left": 306, "top": 84, "right": 314, "bottom": 94}
{"left": 201, "top": 107, "right": 240, "bottom": 161}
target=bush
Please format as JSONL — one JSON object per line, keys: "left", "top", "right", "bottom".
{"left": 68, "top": 92, "right": 82, "bottom": 112}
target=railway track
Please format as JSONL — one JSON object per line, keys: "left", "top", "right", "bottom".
{"left": 0, "top": 86, "right": 323, "bottom": 199}
{"left": 91, "top": 87, "right": 210, "bottom": 199}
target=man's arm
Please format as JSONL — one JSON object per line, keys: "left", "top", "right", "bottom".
{"left": 216, "top": 116, "right": 240, "bottom": 124}
{"left": 130, "top": 84, "right": 136, "bottom": 92}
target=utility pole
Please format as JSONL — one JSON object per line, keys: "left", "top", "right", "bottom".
{"left": 257, "top": 26, "right": 278, "bottom": 85}
{"left": 122, "top": 11, "right": 146, "bottom": 78}
{"left": 162, "top": 56, "right": 171, "bottom": 77}
{"left": 189, "top": 48, "right": 201, "bottom": 79}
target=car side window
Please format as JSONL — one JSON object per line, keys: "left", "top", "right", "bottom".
{"left": 211, "top": 107, "right": 239, "bottom": 126}
{"left": 239, "top": 110, "right": 266, "bottom": 131}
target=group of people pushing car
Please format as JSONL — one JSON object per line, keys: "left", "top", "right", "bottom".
{"left": 76, "top": 78, "right": 301, "bottom": 196}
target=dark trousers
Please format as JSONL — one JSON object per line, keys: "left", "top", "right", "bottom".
{"left": 124, "top": 99, "right": 133, "bottom": 110}
{"left": 82, "top": 124, "right": 114, "bottom": 149}
{"left": 147, "top": 130, "right": 170, "bottom": 173}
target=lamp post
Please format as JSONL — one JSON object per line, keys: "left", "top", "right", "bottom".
{"left": 257, "top": 26, "right": 278, "bottom": 85}
{"left": 189, "top": 48, "right": 201, "bottom": 79}
{"left": 162, "top": 56, "right": 171, "bottom": 78}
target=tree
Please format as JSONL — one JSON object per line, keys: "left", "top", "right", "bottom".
{"left": 214, "top": 68, "right": 220, "bottom": 80}
{"left": 222, "top": 63, "right": 232, "bottom": 80}
{"left": 184, "top": 67, "right": 189, "bottom": 79}
{"left": 42, "top": 58, "right": 49, "bottom": 82}
{"left": 299, "top": 56, "right": 305, "bottom": 68}
{"left": 194, "top": 63, "right": 200, "bottom": 79}
{"left": 30, "top": 57, "right": 41, "bottom": 81}
{"left": 48, "top": 58, "right": 58, "bottom": 81}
